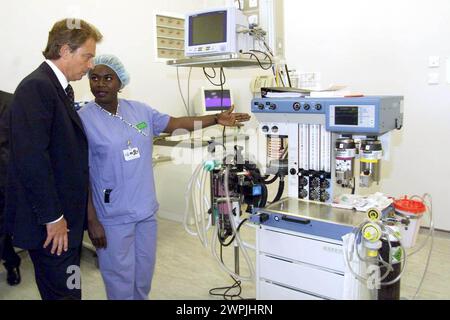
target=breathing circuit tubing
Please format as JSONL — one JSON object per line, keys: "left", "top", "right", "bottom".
{"left": 183, "top": 162, "right": 212, "bottom": 247}
{"left": 209, "top": 166, "right": 255, "bottom": 281}
{"left": 183, "top": 161, "right": 256, "bottom": 281}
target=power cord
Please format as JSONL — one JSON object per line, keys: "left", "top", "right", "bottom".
{"left": 219, "top": 218, "right": 248, "bottom": 247}
{"left": 187, "top": 67, "right": 192, "bottom": 116}
{"left": 203, "top": 67, "right": 226, "bottom": 87}
{"left": 246, "top": 34, "right": 293, "bottom": 87}
{"left": 209, "top": 217, "right": 254, "bottom": 300}
{"left": 202, "top": 67, "right": 228, "bottom": 141}
{"left": 208, "top": 242, "right": 243, "bottom": 300}
{"left": 241, "top": 51, "right": 273, "bottom": 70}
{"left": 209, "top": 276, "right": 243, "bottom": 300}
{"left": 176, "top": 66, "right": 190, "bottom": 116}
{"left": 235, "top": 0, "right": 243, "bottom": 10}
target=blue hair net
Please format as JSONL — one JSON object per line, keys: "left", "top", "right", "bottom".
{"left": 93, "top": 54, "right": 130, "bottom": 89}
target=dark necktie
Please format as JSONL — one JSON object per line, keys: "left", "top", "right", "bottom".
{"left": 65, "top": 84, "right": 75, "bottom": 107}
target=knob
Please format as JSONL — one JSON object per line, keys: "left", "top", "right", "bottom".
{"left": 269, "top": 103, "right": 277, "bottom": 110}
{"left": 290, "top": 168, "right": 297, "bottom": 175}
{"left": 299, "top": 177, "right": 308, "bottom": 187}
{"left": 315, "top": 104, "right": 322, "bottom": 110}
{"left": 293, "top": 102, "right": 301, "bottom": 111}
{"left": 272, "top": 126, "right": 279, "bottom": 133}
{"left": 311, "top": 177, "right": 320, "bottom": 188}
{"left": 304, "top": 104, "right": 311, "bottom": 110}
{"left": 320, "top": 180, "right": 330, "bottom": 189}
{"left": 262, "top": 125, "right": 269, "bottom": 133}
{"left": 258, "top": 103, "right": 264, "bottom": 110}
{"left": 299, "top": 189, "right": 308, "bottom": 199}
{"left": 310, "top": 190, "right": 319, "bottom": 200}
{"left": 320, "top": 191, "right": 330, "bottom": 202}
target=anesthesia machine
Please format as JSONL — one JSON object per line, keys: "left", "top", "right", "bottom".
{"left": 248, "top": 96, "right": 433, "bottom": 300}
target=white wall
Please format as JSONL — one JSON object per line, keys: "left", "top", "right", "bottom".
{"left": 285, "top": 0, "right": 450, "bottom": 230}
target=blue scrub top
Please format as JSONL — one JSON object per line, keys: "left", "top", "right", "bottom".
{"left": 78, "top": 99, "right": 170, "bottom": 225}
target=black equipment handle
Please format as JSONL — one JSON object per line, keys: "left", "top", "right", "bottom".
{"left": 281, "top": 216, "right": 311, "bottom": 225}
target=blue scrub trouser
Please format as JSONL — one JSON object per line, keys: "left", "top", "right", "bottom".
{"left": 97, "top": 215, "right": 157, "bottom": 300}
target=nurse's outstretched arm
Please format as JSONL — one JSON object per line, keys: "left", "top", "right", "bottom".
{"left": 163, "top": 105, "right": 251, "bottom": 134}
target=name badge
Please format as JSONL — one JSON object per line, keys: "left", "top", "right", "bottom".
{"left": 136, "top": 122, "right": 148, "bottom": 130}
{"left": 123, "top": 147, "right": 141, "bottom": 161}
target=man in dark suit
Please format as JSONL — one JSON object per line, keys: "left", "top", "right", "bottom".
{"left": 4, "top": 19, "right": 102, "bottom": 300}
{"left": 0, "top": 90, "right": 22, "bottom": 286}
{"left": 0, "top": 90, "right": 13, "bottom": 260}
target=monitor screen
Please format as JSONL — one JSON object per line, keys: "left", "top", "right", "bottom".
{"left": 335, "top": 106, "right": 359, "bottom": 125}
{"left": 189, "top": 11, "right": 227, "bottom": 46}
{"left": 204, "top": 89, "right": 232, "bottom": 111}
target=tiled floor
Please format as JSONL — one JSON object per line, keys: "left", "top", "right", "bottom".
{"left": 0, "top": 217, "right": 448, "bottom": 300}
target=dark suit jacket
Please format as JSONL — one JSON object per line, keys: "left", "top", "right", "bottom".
{"left": 5, "top": 62, "right": 89, "bottom": 250}
{"left": 0, "top": 90, "right": 13, "bottom": 189}
{"left": 0, "top": 90, "right": 13, "bottom": 239}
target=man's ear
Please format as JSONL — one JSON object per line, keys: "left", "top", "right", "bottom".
{"left": 59, "top": 44, "right": 71, "bottom": 60}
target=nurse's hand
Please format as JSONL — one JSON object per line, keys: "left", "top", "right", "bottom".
{"left": 88, "top": 219, "right": 107, "bottom": 249}
{"left": 217, "top": 105, "right": 251, "bottom": 127}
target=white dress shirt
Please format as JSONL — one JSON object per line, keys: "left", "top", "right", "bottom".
{"left": 45, "top": 59, "right": 69, "bottom": 91}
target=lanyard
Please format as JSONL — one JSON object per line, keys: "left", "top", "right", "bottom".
{"left": 94, "top": 102, "right": 148, "bottom": 137}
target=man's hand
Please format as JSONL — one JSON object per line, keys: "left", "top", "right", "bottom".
{"left": 217, "top": 105, "right": 251, "bottom": 127}
{"left": 88, "top": 219, "right": 107, "bottom": 249}
{"left": 44, "top": 218, "right": 69, "bottom": 255}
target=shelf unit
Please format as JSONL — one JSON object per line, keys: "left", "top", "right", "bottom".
{"left": 166, "top": 52, "right": 273, "bottom": 68}
{"left": 155, "top": 13, "right": 185, "bottom": 61}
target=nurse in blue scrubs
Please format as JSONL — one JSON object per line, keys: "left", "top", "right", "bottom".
{"left": 78, "top": 54, "right": 250, "bottom": 300}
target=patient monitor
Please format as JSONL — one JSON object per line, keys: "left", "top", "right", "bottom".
{"left": 195, "top": 87, "right": 233, "bottom": 115}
